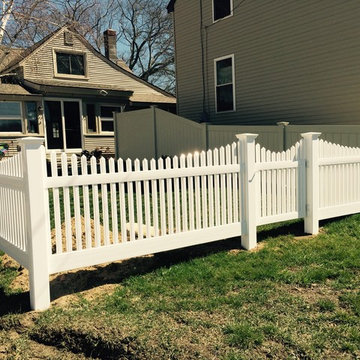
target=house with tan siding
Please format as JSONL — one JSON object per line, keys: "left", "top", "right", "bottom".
{"left": 0, "top": 26, "right": 176, "bottom": 155}
{"left": 168, "top": 0, "right": 360, "bottom": 126}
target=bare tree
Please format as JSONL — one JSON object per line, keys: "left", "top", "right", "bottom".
{"left": 0, "top": 0, "right": 14, "bottom": 43}
{"left": 115, "top": 0, "right": 175, "bottom": 92}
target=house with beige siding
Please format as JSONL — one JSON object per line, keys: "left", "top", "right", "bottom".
{"left": 168, "top": 0, "right": 360, "bottom": 126}
{"left": 0, "top": 26, "right": 175, "bottom": 155}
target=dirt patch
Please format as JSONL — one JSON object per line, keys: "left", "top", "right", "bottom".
{"left": 293, "top": 227, "right": 326, "bottom": 241}
{"left": 284, "top": 283, "right": 340, "bottom": 306}
{"left": 51, "top": 216, "right": 124, "bottom": 253}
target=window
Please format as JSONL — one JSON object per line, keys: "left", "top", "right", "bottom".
{"left": 56, "top": 52, "right": 85, "bottom": 76}
{"left": 100, "top": 106, "right": 120, "bottom": 132}
{"left": 0, "top": 102, "right": 22, "bottom": 132}
{"left": 215, "top": 55, "right": 235, "bottom": 112}
{"left": 86, "top": 104, "right": 96, "bottom": 133}
{"left": 213, "top": 0, "right": 233, "bottom": 22}
{"left": 25, "top": 102, "right": 38, "bottom": 133}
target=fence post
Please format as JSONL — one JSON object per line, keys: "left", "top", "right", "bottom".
{"left": 277, "top": 121, "right": 289, "bottom": 151}
{"left": 236, "top": 133, "right": 258, "bottom": 250}
{"left": 20, "top": 138, "right": 51, "bottom": 310}
{"left": 301, "top": 132, "right": 321, "bottom": 235}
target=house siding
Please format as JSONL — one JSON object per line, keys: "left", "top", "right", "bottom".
{"left": 173, "top": 0, "right": 204, "bottom": 121}
{"left": 173, "top": 0, "right": 360, "bottom": 125}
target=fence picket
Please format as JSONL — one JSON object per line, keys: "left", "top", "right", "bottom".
{"left": 276, "top": 152, "right": 281, "bottom": 215}
{"left": 135, "top": 159, "right": 144, "bottom": 240}
{"left": 173, "top": 156, "right": 181, "bottom": 232}
{"left": 91, "top": 157, "right": 101, "bottom": 247}
{"left": 150, "top": 159, "right": 159, "bottom": 236}
{"left": 214, "top": 148, "right": 220, "bottom": 226}
{"left": 180, "top": 155, "right": 188, "bottom": 231}
{"left": 71, "top": 154, "right": 82, "bottom": 251}
{"left": 158, "top": 158, "right": 166, "bottom": 236}
{"left": 226, "top": 145, "right": 233, "bottom": 224}
{"left": 232, "top": 143, "right": 239, "bottom": 223}
{"left": 50, "top": 152, "right": 62, "bottom": 254}
{"left": 118, "top": 159, "right": 127, "bottom": 242}
{"left": 127, "top": 159, "right": 136, "bottom": 241}
{"left": 100, "top": 158, "right": 110, "bottom": 246}
{"left": 220, "top": 147, "right": 227, "bottom": 225}
{"left": 166, "top": 157, "right": 174, "bottom": 234}
{"left": 194, "top": 152, "right": 201, "bottom": 229}
{"left": 187, "top": 154, "right": 195, "bottom": 231}
{"left": 109, "top": 158, "right": 119, "bottom": 244}
{"left": 61, "top": 153, "right": 72, "bottom": 252}
{"left": 207, "top": 149, "right": 214, "bottom": 227}
{"left": 271, "top": 152, "right": 277, "bottom": 216}
{"left": 142, "top": 159, "right": 152, "bottom": 238}
{"left": 266, "top": 150, "right": 272, "bottom": 216}
{"left": 260, "top": 147, "right": 266, "bottom": 218}
{"left": 200, "top": 151, "right": 208, "bottom": 228}
{"left": 81, "top": 156, "right": 91, "bottom": 249}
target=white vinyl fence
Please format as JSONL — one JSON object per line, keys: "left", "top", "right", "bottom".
{"left": 0, "top": 133, "right": 360, "bottom": 311}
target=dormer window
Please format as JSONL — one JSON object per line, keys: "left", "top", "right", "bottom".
{"left": 56, "top": 52, "right": 85, "bottom": 75}
{"left": 53, "top": 49, "right": 88, "bottom": 78}
{"left": 213, "top": 0, "right": 233, "bottom": 22}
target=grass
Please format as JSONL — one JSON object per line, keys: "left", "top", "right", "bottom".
{"left": 0, "top": 215, "right": 360, "bottom": 358}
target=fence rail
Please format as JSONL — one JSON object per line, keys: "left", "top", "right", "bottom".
{"left": 0, "top": 133, "right": 360, "bottom": 310}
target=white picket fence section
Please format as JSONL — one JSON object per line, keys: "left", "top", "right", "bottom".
{"left": 0, "top": 153, "right": 28, "bottom": 266}
{"left": 1, "top": 133, "right": 360, "bottom": 311}
{"left": 47, "top": 143, "right": 242, "bottom": 276}
{"left": 318, "top": 139, "right": 360, "bottom": 220}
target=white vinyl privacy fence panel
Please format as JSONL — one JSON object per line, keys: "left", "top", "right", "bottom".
{"left": 1, "top": 133, "right": 360, "bottom": 310}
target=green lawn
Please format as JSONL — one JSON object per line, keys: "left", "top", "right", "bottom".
{"left": 0, "top": 215, "right": 359, "bottom": 359}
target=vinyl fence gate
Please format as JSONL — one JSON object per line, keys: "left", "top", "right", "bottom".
{"left": 0, "top": 132, "right": 359, "bottom": 310}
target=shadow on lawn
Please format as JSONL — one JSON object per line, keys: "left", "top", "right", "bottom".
{"left": 0, "top": 289, "right": 30, "bottom": 315}
{"left": 0, "top": 217, "right": 340, "bottom": 313}
{"left": 49, "top": 219, "right": 308, "bottom": 302}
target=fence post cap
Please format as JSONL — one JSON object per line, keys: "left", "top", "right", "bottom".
{"left": 18, "top": 137, "right": 45, "bottom": 147}
{"left": 235, "top": 133, "right": 258, "bottom": 141}
{"left": 277, "top": 121, "right": 289, "bottom": 126}
{"left": 300, "top": 132, "right": 321, "bottom": 140}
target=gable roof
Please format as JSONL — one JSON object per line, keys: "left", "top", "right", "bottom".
{"left": 0, "top": 25, "right": 175, "bottom": 102}
{"left": 0, "top": 30, "right": 58, "bottom": 73}
{"left": 0, "top": 46, "right": 24, "bottom": 72}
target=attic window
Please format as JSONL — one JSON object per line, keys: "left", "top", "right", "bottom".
{"left": 213, "top": 0, "right": 233, "bottom": 22}
{"left": 55, "top": 52, "right": 85, "bottom": 76}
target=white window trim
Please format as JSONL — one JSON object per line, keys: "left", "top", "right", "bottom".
{"left": 52, "top": 48, "right": 89, "bottom": 80}
{"left": 99, "top": 104, "right": 120, "bottom": 134}
{"left": 214, "top": 54, "right": 236, "bottom": 114}
{"left": 0, "top": 101, "right": 24, "bottom": 134}
{"left": 212, "top": 0, "right": 233, "bottom": 23}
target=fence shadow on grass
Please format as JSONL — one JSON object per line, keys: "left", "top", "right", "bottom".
{"left": 49, "top": 236, "right": 243, "bottom": 301}
{"left": 0, "top": 289, "right": 30, "bottom": 316}
{"left": 0, "top": 217, "right": 339, "bottom": 314}
{"left": 49, "top": 219, "right": 309, "bottom": 302}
